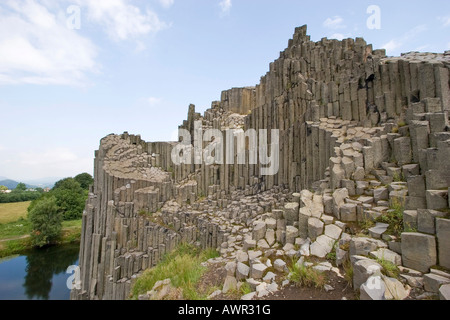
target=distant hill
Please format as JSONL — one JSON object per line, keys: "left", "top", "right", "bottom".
{"left": 22, "top": 178, "right": 59, "bottom": 189}
{"left": 0, "top": 179, "right": 37, "bottom": 190}
{"left": 0, "top": 177, "right": 60, "bottom": 190}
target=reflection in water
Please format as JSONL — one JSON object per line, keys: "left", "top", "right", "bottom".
{"left": 23, "top": 244, "right": 79, "bottom": 300}
{"left": 0, "top": 244, "right": 80, "bottom": 300}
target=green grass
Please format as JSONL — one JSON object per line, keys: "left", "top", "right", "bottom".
{"left": 288, "top": 258, "right": 327, "bottom": 289}
{"left": 0, "top": 218, "right": 31, "bottom": 240}
{"left": 0, "top": 201, "right": 31, "bottom": 224}
{"left": 131, "top": 243, "right": 219, "bottom": 300}
{"left": 0, "top": 218, "right": 82, "bottom": 258}
{"left": 376, "top": 198, "right": 405, "bottom": 238}
{"left": 343, "top": 259, "right": 354, "bottom": 288}
{"left": 376, "top": 258, "right": 400, "bottom": 279}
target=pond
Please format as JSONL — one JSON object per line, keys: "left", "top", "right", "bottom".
{"left": 0, "top": 244, "right": 80, "bottom": 300}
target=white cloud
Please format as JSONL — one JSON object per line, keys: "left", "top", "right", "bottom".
{"left": 147, "top": 97, "right": 163, "bottom": 106}
{"left": 438, "top": 16, "right": 450, "bottom": 27}
{"left": 76, "top": 0, "right": 169, "bottom": 41}
{"left": 382, "top": 25, "right": 427, "bottom": 55}
{"left": 159, "top": 0, "right": 174, "bottom": 9}
{"left": 219, "top": 0, "right": 232, "bottom": 15}
{"left": 0, "top": 0, "right": 98, "bottom": 86}
{"left": 323, "top": 16, "right": 345, "bottom": 29}
{"left": 382, "top": 40, "right": 402, "bottom": 52}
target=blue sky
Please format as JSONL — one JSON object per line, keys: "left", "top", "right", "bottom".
{"left": 0, "top": 0, "right": 449, "bottom": 181}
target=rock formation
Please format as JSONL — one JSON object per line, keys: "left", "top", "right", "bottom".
{"left": 71, "top": 25, "right": 450, "bottom": 300}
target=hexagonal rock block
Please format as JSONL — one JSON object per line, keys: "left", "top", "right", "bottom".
{"left": 383, "top": 276, "right": 410, "bottom": 300}
{"left": 332, "top": 188, "right": 349, "bottom": 219}
{"left": 265, "top": 229, "right": 276, "bottom": 247}
{"left": 353, "top": 259, "right": 383, "bottom": 290}
{"left": 360, "top": 278, "right": 386, "bottom": 300}
{"left": 426, "top": 190, "right": 448, "bottom": 210}
{"left": 440, "top": 284, "right": 450, "bottom": 300}
{"left": 243, "top": 239, "right": 256, "bottom": 251}
{"left": 324, "top": 224, "right": 342, "bottom": 240}
{"left": 225, "top": 261, "right": 237, "bottom": 276}
{"left": 236, "top": 262, "right": 250, "bottom": 281}
{"left": 274, "top": 259, "right": 288, "bottom": 273}
{"left": 373, "top": 187, "right": 389, "bottom": 203}
{"left": 368, "top": 223, "right": 389, "bottom": 239}
{"left": 308, "top": 217, "right": 324, "bottom": 241}
{"left": 418, "top": 209, "right": 447, "bottom": 234}
{"left": 265, "top": 218, "right": 277, "bottom": 230}
{"left": 401, "top": 233, "right": 437, "bottom": 273}
{"left": 436, "top": 218, "right": 450, "bottom": 270}
{"left": 222, "top": 276, "right": 237, "bottom": 294}
{"left": 369, "top": 248, "right": 402, "bottom": 266}
{"left": 253, "top": 222, "right": 267, "bottom": 242}
{"left": 310, "top": 235, "right": 335, "bottom": 258}
{"left": 283, "top": 202, "right": 299, "bottom": 225}
{"left": 251, "top": 264, "right": 268, "bottom": 279}
{"left": 423, "top": 274, "right": 450, "bottom": 293}
{"left": 340, "top": 203, "right": 357, "bottom": 222}
{"left": 403, "top": 210, "right": 418, "bottom": 231}
{"left": 285, "top": 226, "right": 299, "bottom": 244}
{"left": 350, "top": 237, "right": 387, "bottom": 256}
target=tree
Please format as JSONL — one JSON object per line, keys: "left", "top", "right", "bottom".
{"left": 14, "top": 182, "right": 27, "bottom": 192}
{"left": 74, "top": 173, "right": 94, "bottom": 190}
{"left": 28, "top": 197, "right": 63, "bottom": 248}
{"left": 52, "top": 178, "right": 86, "bottom": 220}
{"left": 0, "top": 185, "right": 7, "bottom": 191}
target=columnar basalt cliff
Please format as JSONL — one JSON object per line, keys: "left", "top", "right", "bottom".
{"left": 72, "top": 26, "right": 450, "bottom": 301}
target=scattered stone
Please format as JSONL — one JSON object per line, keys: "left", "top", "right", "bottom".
{"left": 310, "top": 235, "right": 335, "bottom": 258}
{"left": 222, "top": 276, "right": 237, "bottom": 294}
{"left": 324, "top": 284, "right": 335, "bottom": 292}
{"left": 241, "top": 292, "right": 256, "bottom": 301}
{"left": 274, "top": 259, "right": 288, "bottom": 273}
{"left": 439, "top": 284, "right": 450, "bottom": 300}
{"left": 383, "top": 276, "right": 410, "bottom": 300}
{"left": 423, "top": 273, "right": 450, "bottom": 293}
{"left": 308, "top": 217, "right": 324, "bottom": 241}
{"left": 251, "top": 264, "right": 268, "bottom": 279}
{"left": 370, "top": 248, "right": 402, "bottom": 265}
{"left": 236, "top": 262, "right": 250, "bottom": 281}
{"left": 368, "top": 223, "right": 389, "bottom": 239}
{"left": 353, "top": 259, "right": 383, "bottom": 289}
{"left": 325, "top": 224, "right": 342, "bottom": 240}
{"left": 360, "top": 276, "right": 386, "bottom": 300}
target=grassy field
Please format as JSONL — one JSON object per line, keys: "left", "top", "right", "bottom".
{"left": 0, "top": 201, "right": 83, "bottom": 258}
{"left": 0, "top": 201, "right": 31, "bottom": 224}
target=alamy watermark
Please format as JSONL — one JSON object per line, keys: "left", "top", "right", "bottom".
{"left": 171, "top": 121, "right": 280, "bottom": 176}
{"left": 367, "top": 5, "right": 381, "bottom": 30}
{"left": 66, "top": 5, "right": 81, "bottom": 30}
{"left": 66, "top": 265, "right": 81, "bottom": 290}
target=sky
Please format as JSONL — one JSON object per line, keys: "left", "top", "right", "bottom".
{"left": 0, "top": 0, "right": 449, "bottom": 181}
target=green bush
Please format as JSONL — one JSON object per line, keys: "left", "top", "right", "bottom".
{"left": 28, "top": 197, "right": 63, "bottom": 248}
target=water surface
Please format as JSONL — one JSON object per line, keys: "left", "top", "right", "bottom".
{"left": 0, "top": 244, "right": 79, "bottom": 300}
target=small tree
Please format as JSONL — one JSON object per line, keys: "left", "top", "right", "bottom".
{"left": 52, "top": 178, "right": 86, "bottom": 220}
{"left": 0, "top": 185, "right": 8, "bottom": 191}
{"left": 74, "top": 173, "right": 94, "bottom": 190}
{"left": 14, "top": 183, "right": 27, "bottom": 192}
{"left": 28, "top": 197, "right": 63, "bottom": 248}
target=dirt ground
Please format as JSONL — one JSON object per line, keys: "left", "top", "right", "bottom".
{"left": 197, "top": 262, "right": 356, "bottom": 301}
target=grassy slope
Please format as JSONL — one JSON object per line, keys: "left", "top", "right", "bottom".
{"left": 0, "top": 201, "right": 31, "bottom": 224}
{"left": 131, "top": 244, "right": 219, "bottom": 300}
